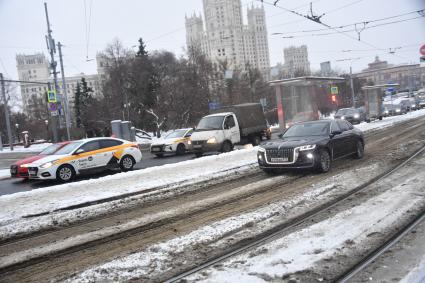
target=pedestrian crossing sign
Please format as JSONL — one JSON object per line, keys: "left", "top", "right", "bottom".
{"left": 47, "top": 90, "right": 57, "bottom": 103}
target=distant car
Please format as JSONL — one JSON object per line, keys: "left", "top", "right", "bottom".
{"left": 383, "top": 103, "right": 407, "bottom": 116}
{"left": 150, "top": 128, "right": 193, "bottom": 157}
{"left": 257, "top": 119, "right": 364, "bottom": 174}
{"left": 416, "top": 92, "right": 425, "bottom": 108}
{"left": 334, "top": 108, "right": 365, "bottom": 124}
{"left": 27, "top": 137, "right": 142, "bottom": 182}
{"left": 10, "top": 141, "right": 70, "bottom": 179}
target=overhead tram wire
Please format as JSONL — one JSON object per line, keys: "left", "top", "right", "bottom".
{"left": 272, "top": 16, "right": 425, "bottom": 39}
{"left": 270, "top": 9, "right": 425, "bottom": 35}
{"left": 259, "top": 0, "right": 414, "bottom": 60}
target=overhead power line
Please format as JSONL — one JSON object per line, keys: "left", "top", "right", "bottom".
{"left": 273, "top": 16, "right": 424, "bottom": 39}
{"left": 271, "top": 9, "right": 425, "bottom": 35}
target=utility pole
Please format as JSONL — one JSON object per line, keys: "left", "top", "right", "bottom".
{"left": 44, "top": 2, "right": 59, "bottom": 142}
{"left": 350, "top": 66, "right": 356, "bottom": 108}
{"left": 58, "top": 42, "right": 71, "bottom": 140}
{"left": 0, "top": 73, "right": 14, "bottom": 151}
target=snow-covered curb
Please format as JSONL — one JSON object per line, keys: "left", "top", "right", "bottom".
{"left": 0, "top": 169, "right": 11, "bottom": 180}
{"left": 0, "top": 143, "right": 51, "bottom": 154}
{"left": 0, "top": 148, "right": 258, "bottom": 225}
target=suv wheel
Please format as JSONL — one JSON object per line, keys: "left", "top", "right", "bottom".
{"left": 354, "top": 141, "right": 364, "bottom": 159}
{"left": 316, "top": 150, "right": 331, "bottom": 173}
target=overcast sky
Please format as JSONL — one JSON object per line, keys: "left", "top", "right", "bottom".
{"left": 0, "top": 0, "right": 424, "bottom": 80}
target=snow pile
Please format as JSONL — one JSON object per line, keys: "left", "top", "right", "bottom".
{"left": 0, "top": 169, "right": 10, "bottom": 180}
{"left": 355, "top": 108, "right": 425, "bottom": 132}
{"left": 0, "top": 143, "right": 51, "bottom": 154}
{"left": 0, "top": 148, "right": 258, "bottom": 225}
{"left": 193, "top": 179, "right": 422, "bottom": 282}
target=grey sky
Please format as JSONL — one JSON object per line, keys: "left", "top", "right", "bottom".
{"left": 0, "top": 0, "right": 424, "bottom": 80}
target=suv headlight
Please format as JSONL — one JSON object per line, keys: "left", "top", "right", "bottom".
{"left": 188, "top": 140, "right": 192, "bottom": 145}
{"left": 354, "top": 114, "right": 360, "bottom": 119}
{"left": 299, "top": 145, "right": 316, "bottom": 151}
{"left": 207, "top": 137, "right": 217, "bottom": 144}
{"left": 396, "top": 108, "right": 401, "bottom": 113}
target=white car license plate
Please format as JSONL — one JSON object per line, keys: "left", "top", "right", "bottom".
{"left": 271, "top": 157, "right": 288, "bottom": 162}
{"left": 193, "top": 145, "right": 202, "bottom": 149}
{"left": 151, "top": 148, "right": 160, "bottom": 152}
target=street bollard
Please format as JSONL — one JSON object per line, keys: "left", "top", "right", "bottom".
{"left": 111, "top": 120, "right": 122, "bottom": 139}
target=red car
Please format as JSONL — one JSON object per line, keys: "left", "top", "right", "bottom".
{"left": 10, "top": 141, "right": 70, "bottom": 179}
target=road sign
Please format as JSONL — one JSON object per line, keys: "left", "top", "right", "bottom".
{"left": 209, "top": 102, "right": 221, "bottom": 110}
{"left": 330, "top": 86, "right": 339, "bottom": 95}
{"left": 48, "top": 102, "right": 57, "bottom": 111}
{"left": 420, "top": 45, "right": 425, "bottom": 56}
{"left": 47, "top": 90, "right": 57, "bottom": 103}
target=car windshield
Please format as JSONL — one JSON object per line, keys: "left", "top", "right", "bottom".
{"left": 38, "top": 143, "right": 64, "bottom": 155}
{"left": 337, "top": 109, "right": 356, "bottom": 115}
{"left": 165, "top": 130, "right": 187, "bottom": 139}
{"left": 54, "top": 141, "right": 83, "bottom": 155}
{"left": 283, "top": 122, "right": 330, "bottom": 138}
{"left": 196, "top": 116, "right": 224, "bottom": 130}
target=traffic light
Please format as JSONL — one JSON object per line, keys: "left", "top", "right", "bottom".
{"left": 331, "top": 95, "right": 337, "bottom": 103}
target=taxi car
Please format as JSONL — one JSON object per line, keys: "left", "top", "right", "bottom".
{"left": 150, "top": 128, "right": 193, "bottom": 157}
{"left": 27, "top": 137, "right": 142, "bottom": 182}
{"left": 10, "top": 141, "right": 70, "bottom": 179}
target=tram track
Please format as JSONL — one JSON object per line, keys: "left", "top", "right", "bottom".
{"left": 163, "top": 144, "right": 425, "bottom": 283}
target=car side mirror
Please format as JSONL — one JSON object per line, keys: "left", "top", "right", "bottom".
{"left": 74, "top": 148, "right": 85, "bottom": 155}
{"left": 224, "top": 124, "right": 230, "bottom": 130}
{"left": 330, "top": 130, "right": 342, "bottom": 137}
{"left": 185, "top": 134, "right": 191, "bottom": 138}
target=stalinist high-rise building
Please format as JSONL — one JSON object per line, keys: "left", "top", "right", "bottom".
{"left": 185, "top": 0, "right": 270, "bottom": 79}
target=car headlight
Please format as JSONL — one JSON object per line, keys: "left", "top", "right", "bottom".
{"left": 354, "top": 114, "right": 360, "bottom": 119}
{"left": 341, "top": 116, "right": 345, "bottom": 120}
{"left": 258, "top": 147, "right": 266, "bottom": 153}
{"left": 188, "top": 140, "right": 192, "bottom": 145}
{"left": 396, "top": 109, "right": 401, "bottom": 112}
{"left": 20, "top": 164, "right": 30, "bottom": 168}
{"left": 385, "top": 110, "right": 389, "bottom": 114}
{"left": 299, "top": 145, "right": 316, "bottom": 151}
{"left": 39, "top": 160, "right": 57, "bottom": 169}
{"left": 207, "top": 137, "right": 217, "bottom": 144}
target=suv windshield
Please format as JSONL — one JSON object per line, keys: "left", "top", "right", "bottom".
{"left": 196, "top": 116, "right": 224, "bottom": 130}
{"left": 38, "top": 143, "right": 64, "bottom": 155}
{"left": 165, "top": 130, "right": 187, "bottom": 139}
{"left": 283, "top": 122, "right": 330, "bottom": 138}
{"left": 54, "top": 141, "right": 83, "bottom": 155}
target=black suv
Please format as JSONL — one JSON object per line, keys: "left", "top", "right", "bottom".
{"left": 257, "top": 120, "right": 364, "bottom": 174}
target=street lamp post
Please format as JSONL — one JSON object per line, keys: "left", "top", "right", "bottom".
{"left": 45, "top": 120, "right": 49, "bottom": 141}
{"left": 15, "top": 124, "right": 20, "bottom": 143}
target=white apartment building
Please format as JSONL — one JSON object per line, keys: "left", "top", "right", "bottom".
{"left": 283, "top": 45, "right": 311, "bottom": 77}
{"left": 16, "top": 53, "right": 102, "bottom": 119}
{"left": 185, "top": 0, "right": 270, "bottom": 78}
